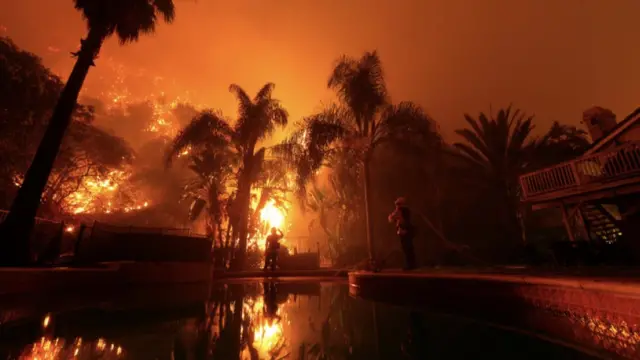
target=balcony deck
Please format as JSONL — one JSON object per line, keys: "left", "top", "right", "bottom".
{"left": 519, "top": 141, "right": 640, "bottom": 207}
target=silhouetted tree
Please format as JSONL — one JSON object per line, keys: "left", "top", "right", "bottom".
{"left": 1, "top": 0, "right": 175, "bottom": 265}
{"left": 0, "top": 37, "right": 134, "bottom": 216}
{"left": 182, "top": 145, "right": 236, "bottom": 246}
{"left": 531, "top": 121, "right": 591, "bottom": 169}
{"left": 280, "top": 52, "right": 439, "bottom": 264}
{"left": 453, "top": 106, "right": 538, "bottom": 251}
{"left": 0, "top": 37, "right": 70, "bottom": 203}
{"left": 166, "top": 110, "right": 236, "bottom": 263}
{"left": 167, "top": 84, "right": 288, "bottom": 269}
{"left": 227, "top": 83, "right": 288, "bottom": 269}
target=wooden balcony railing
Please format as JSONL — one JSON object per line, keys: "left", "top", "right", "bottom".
{"left": 520, "top": 141, "right": 640, "bottom": 201}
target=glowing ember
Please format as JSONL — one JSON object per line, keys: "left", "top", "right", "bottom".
{"left": 65, "top": 225, "right": 75, "bottom": 233}
{"left": 42, "top": 314, "right": 50, "bottom": 328}
{"left": 177, "top": 146, "right": 191, "bottom": 158}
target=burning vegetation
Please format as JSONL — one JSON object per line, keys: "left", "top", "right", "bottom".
{"left": 2, "top": 6, "right": 600, "bottom": 270}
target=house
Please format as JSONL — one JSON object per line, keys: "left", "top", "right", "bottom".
{"left": 518, "top": 106, "right": 640, "bottom": 247}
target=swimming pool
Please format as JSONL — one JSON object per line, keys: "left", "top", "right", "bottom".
{"left": 0, "top": 280, "right": 616, "bottom": 359}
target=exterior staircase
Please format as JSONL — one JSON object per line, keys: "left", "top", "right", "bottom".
{"left": 580, "top": 204, "right": 622, "bottom": 244}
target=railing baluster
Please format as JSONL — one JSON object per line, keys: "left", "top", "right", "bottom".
{"left": 520, "top": 141, "right": 640, "bottom": 200}
{"left": 570, "top": 162, "right": 581, "bottom": 186}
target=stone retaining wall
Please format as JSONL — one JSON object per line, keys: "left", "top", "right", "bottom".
{"left": 349, "top": 272, "right": 640, "bottom": 359}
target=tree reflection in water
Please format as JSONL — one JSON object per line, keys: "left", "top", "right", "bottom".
{"left": 203, "top": 281, "right": 290, "bottom": 360}
{"left": 5, "top": 281, "right": 609, "bottom": 359}
{"left": 400, "top": 311, "right": 428, "bottom": 360}
{"left": 200, "top": 281, "right": 370, "bottom": 360}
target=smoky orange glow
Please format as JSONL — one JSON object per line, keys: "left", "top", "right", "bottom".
{"left": 2, "top": 0, "right": 640, "bottom": 142}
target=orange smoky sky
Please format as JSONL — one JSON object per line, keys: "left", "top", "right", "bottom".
{"left": 1, "top": 0, "right": 640, "bottom": 140}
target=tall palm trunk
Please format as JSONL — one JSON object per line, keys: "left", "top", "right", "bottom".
{"left": 0, "top": 28, "right": 104, "bottom": 266}
{"left": 231, "top": 173, "right": 252, "bottom": 270}
{"left": 363, "top": 156, "right": 375, "bottom": 264}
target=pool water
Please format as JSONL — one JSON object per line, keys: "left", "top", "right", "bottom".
{"left": 0, "top": 280, "right": 606, "bottom": 359}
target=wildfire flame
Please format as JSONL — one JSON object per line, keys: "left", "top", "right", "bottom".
{"left": 100, "top": 59, "right": 202, "bottom": 140}
{"left": 146, "top": 94, "right": 184, "bottom": 138}
{"left": 253, "top": 199, "right": 290, "bottom": 251}
{"left": 242, "top": 297, "right": 288, "bottom": 358}
{"left": 65, "top": 169, "right": 149, "bottom": 215}
{"left": 260, "top": 201, "right": 285, "bottom": 230}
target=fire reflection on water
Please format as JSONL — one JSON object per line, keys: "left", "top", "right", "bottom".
{"left": 19, "top": 337, "right": 124, "bottom": 360}
{"left": 205, "top": 285, "right": 303, "bottom": 360}
{"left": 243, "top": 297, "right": 288, "bottom": 359}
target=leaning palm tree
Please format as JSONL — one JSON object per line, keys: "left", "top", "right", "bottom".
{"left": 167, "top": 84, "right": 288, "bottom": 270}
{"left": 1, "top": 0, "right": 176, "bottom": 265}
{"left": 453, "top": 105, "right": 537, "bottom": 245}
{"left": 279, "top": 51, "right": 439, "bottom": 265}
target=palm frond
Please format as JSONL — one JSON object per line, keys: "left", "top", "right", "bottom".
{"left": 229, "top": 83, "right": 253, "bottom": 121}
{"left": 230, "top": 82, "right": 289, "bottom": 150}
{"left": 327, "top": 51, "right": 388, "bottom": 135}
{"left": 74, "top": 0, "right": 175, "bottom": 44}
{"left": 165, "top": 110, "right": 232, "bottom": 168}
{"left": 374, "top": 101, "right": 442, "bottom": 154}
{"left": 507, "top": 116, "right": 535, "bottom": 160}
{"left": 327, "top": 55, "right": 358, "bottom": 90}
{"left": 454, "top": 105, "right": 538, "bottom": 182}
{"left": 306, "top": 113, "right": 350, "bottom": 152}
{"left": 454, "top": 129, "right": 491, "bottom": 162}
{"left": 254, "top": 82, "right": 275, "bottom": 102}
{"left": 153, "top": 0, "right": 176, "bottom": 22}
{"left": 452, "top": 142, "right": 491, "bottom": 172}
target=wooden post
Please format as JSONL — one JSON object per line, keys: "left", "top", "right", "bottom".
{"left": 561, "top": 203, "right": 576, "bottom": 242}
{"left": 576, "top": 206, "right": 592, "bottom": 241}
{"left": 73, "top": 223, "right": 87, "bottom": 264}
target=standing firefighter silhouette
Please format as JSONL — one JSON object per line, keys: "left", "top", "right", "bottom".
{"left": 264, "top": 227, "right": 284, "bottom": 271}
{"left": 388, "top": 197, "right": 416, "bottom": 270}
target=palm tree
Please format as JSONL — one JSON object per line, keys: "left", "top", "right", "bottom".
{"left": 167, "top": 84, "right": 288, "bottom": 269}
{"left": 279, "top": 51, "right": 439, "bottom": 266}
{"left": 226, "top": 83, "right": 288, "bottom": 269}
{"left": 453, "top": 106, "right": 538, "bottom": 246}
{"left": 1, "top": 0, "right": 175, "bottom": 265}
{"left": 182, "top": 147, "right": 236, "bottom": 242}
